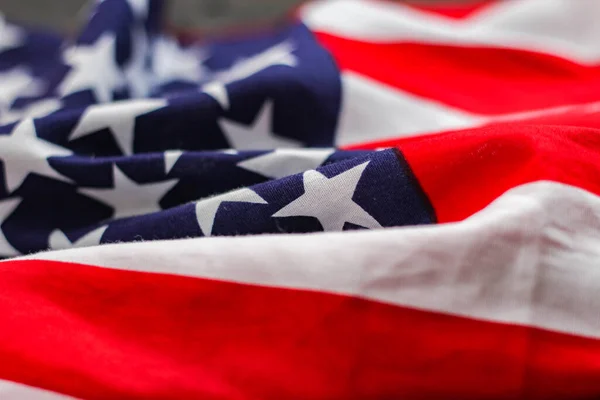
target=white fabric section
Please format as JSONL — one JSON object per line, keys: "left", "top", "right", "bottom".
{"left": 301, "top": 0, "right": 600, "bottom": 65}
{"left": 336, "top": 71, "right": 481, "bottom": 145}
{"left": 18, "top": 181, "right": 600, "bottom": 338}
{"left": 336, "top": 71, "right": 600, "bottom": 144}
{"left": 0, "top": 379, "right": 73, "bottom": 399}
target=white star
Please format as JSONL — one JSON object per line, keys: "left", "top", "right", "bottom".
{"left": 48, "top": 225, "right": 108, "bottom": 250}
{"left": 202, "top": 81, "right": 229, "bottom": 109}
{"left": 0, "top": 98, "right": 62, "bottom": 125}
{"left": 201, "top": 40, "right": 297, "bottom": 109}
{"left": 0, "top": 197, "right": 21, "bottom": 257}
{"left": 0, "top": 16, "right": 23, "bottom": 53}
{"left": 126, "top": 0, "right": 149, "bottom": 18}
{"left": 152, "top": 36, "right": 206, "bottom": 86}
{"left": 195, "top": 188, "right": 268, "bottom": 236}
{"left": 59, "top": 33, "right": 125, "bottom": 103}
{"left": 237, "top": 148, "right": 335, "bottom": 179}
{"left": 219, "top": 100, "right": 301, "bottom": 149}
{"left": 0, "top": 68, "right": 45, "bottom": 108}
{"left": 272, "top": 161, "right": 382, "bottom": 231}
{"left": 164, "top": 150, "right": 183, "bottom": 174}
{"left": 69, "top": 99, "right": 167, "bottom": 155}
{"left": 124, "top": 27, "right": 152, "bottom": 98}
{"left": 79, "top": 164, "right": 178, "bottom": 219}
{"left": 0, "top": 119, "right": 72, "bottom": 193}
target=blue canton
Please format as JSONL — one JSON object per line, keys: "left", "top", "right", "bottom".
{"left": 0, "top": 0, "right": 435, "bottom": 257}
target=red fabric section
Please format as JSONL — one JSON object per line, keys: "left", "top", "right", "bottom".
{"left": 314, "top": 32, "right": 600, "bottom": 115}
{"left": 348, "top": 124, "right": 600, "bottom": 223}
{"left": 404, "top": 0, "right": 497, "bottom": 20}
{"left": 2, "top": 259, "right": 600, "bottom": 399}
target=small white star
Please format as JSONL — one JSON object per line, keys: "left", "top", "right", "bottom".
{"left": 124, "top": 27, "right": 152, "bottom": 98}
{"left": 272, "top": 161, "right": 382, "bottom": 231}
{"left": 126, "top": 0, "right": 149, "bottom": 18}
{"left": 0, "top": 197, "right": 21, "bottom": 257}
{"left": 219, "top": 100, "right": 301, "bottom": 149}
{"left": 0, "top": 16, "right": 23, "bottom": 53}
{"left": 201, "top": 41, "right": 297, "bottom": 109}
{"left": 202, "top": 81, "right": 229, "bottom": 109}
{"left": 48, "top": 225, "right": 108, "bottom": 250}
{"left": 237, "top": 148, "right": 334, "bottom": 179}
{"left": 0, "top": 68, "right": 45, "bottom": 109}
{"left": 152, "top": 36, "right": 206, "bottom": 86}
{"left": 195, "top": 188, "right": 268, "bottom": 236}
{"left": 69, "top": 98, "right": 167, "bottom": 155}
{"left": 0, "top": 98, "right": 62, "bottom": 125}
{"left": 0, "top": 119, "right": 72, "bottom": 193}
{"left": 164, "top": 150, "right": 183, "bottom": 174}
{"left": 59, "top": 33, "right": 125, "bottom": 103}
{"left": 79, "top": 164, "right": 178, "bottom": 219}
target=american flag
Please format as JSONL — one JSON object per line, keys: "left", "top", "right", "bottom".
{"left": 1, "top": 0, "right": 600, "bottom": 398}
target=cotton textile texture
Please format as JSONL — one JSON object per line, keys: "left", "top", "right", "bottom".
{"left": 1, "top": 0, "right": 600, "bottom": 398}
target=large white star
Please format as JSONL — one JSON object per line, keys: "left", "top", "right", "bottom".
{"left": 219, "top": 100, "right": 301, "bottom": 150}
{"left": 195, "top": 188, "right": 268, "bottom": 236}
{"left": 0, "top": 197, "right": 21, "bottom": 257}
{"left": 48, "top": 225, "right": 108, "bottom": 250}
{"left": 0, "top": 119, "right": 72, "bottom": 193}
{"left": 0, "top": 98, "right": 62, "bottom": 125}
{"left": 0, "top": 16, "right": 23, "bottom": 53}
{"left": 201, "top": 40, "right": 297, "bottom": 109}
{"left": 79, "top": 164, "right": 178, "bottom": 219}
{"left": 59, "top": 33, "right": 125, "bottom": 103}
{"left": 69, "top": 99, "right": 167, "bottom": 155}
{"left": 272, "top": 161, "right": 382, "bottom": 231}
{"left": 0, "top": 68, "right": 45, "bottom": 109}
{"left": 237, "top": 148, "right": 335, "bottom": 179}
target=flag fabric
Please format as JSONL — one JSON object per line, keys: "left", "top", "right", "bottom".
{"left": 1, "top": 0, "right": 600, "bottom": 398}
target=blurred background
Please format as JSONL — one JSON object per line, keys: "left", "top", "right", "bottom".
{"left": 0, "top": 0, "right": 469, "bottom": 36}
{"left": 0, "top": 0, "right": 303, "bottom": 35}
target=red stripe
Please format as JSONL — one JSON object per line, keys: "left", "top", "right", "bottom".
{"left": 315, "top": 32, "right": 600, "bottom": 115}
{"left": 405, "top": 0, "right": 497, "bottom": 20}
{"left": 348, "top": 124, "right": 600, "bottom": 223}
{"left": 1, "top": 259, "right": 600, "bottom": 399}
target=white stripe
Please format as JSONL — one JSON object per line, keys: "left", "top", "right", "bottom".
{"left": 301, "top": 0, "right": 600, "bottom": 65}
{"left": 0, "top": 379, "right": 73, "bottom": 400}
{"left": 335, "top": 72, "right": 600, "bottom": 144}
{"left": 335, "top": 71, "right": 482, "bottom": 145}
{"left": 16, "top": 181, "right": 600, "bottom": 339}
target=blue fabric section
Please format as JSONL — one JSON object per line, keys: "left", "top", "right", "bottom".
{"left": 0, "top": 0, "right": 435, "bottom": 257}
